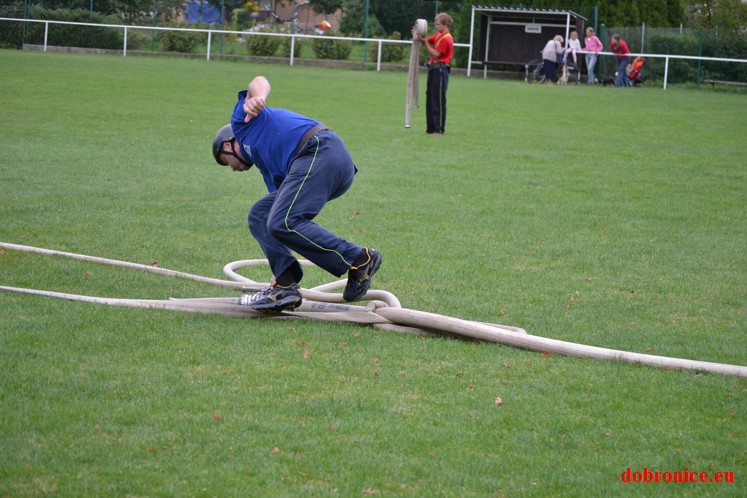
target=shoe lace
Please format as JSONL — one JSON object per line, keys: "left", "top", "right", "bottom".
{"left": 250, "top": 286, "right": 275, "bottom": 302}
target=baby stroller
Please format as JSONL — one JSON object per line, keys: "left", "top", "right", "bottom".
{"left": 626, "top": 56, "right": 646, "bottom": 86}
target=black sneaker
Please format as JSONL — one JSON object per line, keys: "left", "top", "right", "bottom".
{"left": 242, "top": 283, "right": 302, "bottom": 312}
{"left": 343, "top": 248, "right": 382, "bottom": 302}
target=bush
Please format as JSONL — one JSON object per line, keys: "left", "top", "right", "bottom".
{"left": 701, "top": 31, "right": 747, "bottom": 82}
{"left": 648, "top": 33, "right": 700, "bottom": 83}
{"left": 26, "top": 6, "right": 123, "bottom": 49}
{"left": 0, "top": 1, "right": 25, "bottom": 48}
{"left": 312, "top": 33, "right": 352, "bottom": 60}
{"left": 159, "top": 22, "right": 203, "bottom": 53}
{"left": 245, "top": 29, "right": 282, "bottom": 57}
{"left": 280, "top": 35, "right": 303, "bottom": 58}
{"left": 368, "top": 31, "right": 405, "bottom": 63}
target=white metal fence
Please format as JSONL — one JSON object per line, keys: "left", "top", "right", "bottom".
{"left": 0, "top": 16, "right": 470, "bottom": 72}
{"left": 2, "top": 16, "right": 745, "bottom": 91}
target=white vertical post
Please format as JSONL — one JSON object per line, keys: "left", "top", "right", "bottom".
{"left": 641, "top": 22, "right": 645, "bottom": 52}
{"left": 467, "top": 6, "right": 475, "bottom": 77}
{"left": 123, "top": 27, "right": 128, "bottom": 56}
{"left": 44, "top": 22, "right": 48, "bottom": 51}
{"left": 206, "top": 30, "right": 211, "bottom": 61}
{"left": 663, "top": 56, "right": 669, "bottom": 90}
{"left": 376, "top": 40, "right": 382, "bottom": 71}
{"left": 290, "top": 36, "right": 295, "bottom": 66}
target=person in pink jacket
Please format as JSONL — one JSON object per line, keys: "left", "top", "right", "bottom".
{"left": 583, "top": 27, "right": 603, "bottom": 85}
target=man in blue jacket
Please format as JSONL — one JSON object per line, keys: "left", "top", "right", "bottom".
{"left": 212, "top": 76, "right": 381, "bottom": 312}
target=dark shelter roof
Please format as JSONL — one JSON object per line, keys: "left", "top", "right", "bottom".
{"left": 472, "top": 5, "right": 587, "bottom": 66}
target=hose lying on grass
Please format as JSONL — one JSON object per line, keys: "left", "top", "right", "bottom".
{"left": 1, "top": 242, "right": 745, "bottom": 379}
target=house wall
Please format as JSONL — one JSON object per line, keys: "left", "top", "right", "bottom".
{"left": 273, "top": 2, "right": 342, "bottom": 33}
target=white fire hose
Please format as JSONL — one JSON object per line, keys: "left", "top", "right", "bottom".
{"left": 1, "top": 242, "right": 745, "bottom": 378}
{"left": 404, "top": 19, "right": 427, "bottom": 128}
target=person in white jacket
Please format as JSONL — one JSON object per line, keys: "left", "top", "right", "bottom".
{"left": 541, "top": 35, "right": 564, "bottom": 85}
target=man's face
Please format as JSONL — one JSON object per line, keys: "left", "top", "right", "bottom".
{"left": 219, "top": 139, "right": 252, "bottom": 172}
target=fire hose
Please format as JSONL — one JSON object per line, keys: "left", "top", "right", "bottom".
{"left": 1, "top": 242, "right": 745, "bottom": 378}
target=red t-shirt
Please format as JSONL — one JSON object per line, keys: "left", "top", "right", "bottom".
{"left": 428, "top": 32, "right": 454, "bottom": 64}
{"left": 611, "top": 39, "right": 630, "bottom": 60}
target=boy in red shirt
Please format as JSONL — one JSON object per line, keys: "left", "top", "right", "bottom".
{"left": 416, "top": 13, "right": 454, "bottom": 135}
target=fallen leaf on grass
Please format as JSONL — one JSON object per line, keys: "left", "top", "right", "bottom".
{"left": 494, "top": 397, "right": 503, "bottom": 405}
{"left": 271, "top": 447, "right": 281, "bottom": 454}
{"left": 211, "top": 413, "right": 223, "bottom": 420}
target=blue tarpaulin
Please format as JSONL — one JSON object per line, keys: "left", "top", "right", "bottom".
{"left": 187, "top": 1, "right": 222, "bottom": 24}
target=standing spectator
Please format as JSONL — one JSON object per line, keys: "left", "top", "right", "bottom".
{"left": 583, "top": 27, "right": 603, "bottom": 85}
{"left": 611, "top": 34, "right": 631, "bottom": 87}
{"left": 541, "top": 35, "right": 564, "bottom": 85}
{"left": 416, "top": 13, "right": 454, "bottom": 135}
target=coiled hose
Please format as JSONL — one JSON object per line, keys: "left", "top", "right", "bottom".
{"left": 1, "top": 242, "right": 745, "bottom": 378}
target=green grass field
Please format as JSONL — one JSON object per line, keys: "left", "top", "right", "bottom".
{"left": 1, "top": 49, "right": 745, "bottom": 497}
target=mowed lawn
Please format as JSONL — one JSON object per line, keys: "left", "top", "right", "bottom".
{"left": 0, "top": 49, "right": 745, "bottom": 497}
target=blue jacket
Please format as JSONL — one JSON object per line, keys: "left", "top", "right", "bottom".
{"left": 231, "top": 90, "right": 320, "bottom": 192}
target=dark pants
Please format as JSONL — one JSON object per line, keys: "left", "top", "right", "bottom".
{"left": 248, "top": 130, "right": 362, "bottom": 281}
{"left": 543, "top": 59, "right": 558, "bottom": 81}
{"left": 426, "top": 65, "right": 450, "bottom": 134}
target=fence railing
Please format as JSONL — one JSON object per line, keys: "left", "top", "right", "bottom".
{"left": 3, "top": 16, "right": 745, "bottom": 90}
{"left": 0, "top": 17, "right": 470, "bottom": 72}
{"left": 574, "top": 50, "right": 746, "bottom": 90}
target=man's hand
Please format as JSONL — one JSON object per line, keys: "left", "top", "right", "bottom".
{"left": 244, "top": 75, "right": 271, "bottom": 123}
{"left": 243, "top": 96, "right": 265, "bottom": 123}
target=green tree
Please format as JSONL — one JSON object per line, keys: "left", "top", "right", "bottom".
{"left": 308, "top": 0, "right": 343, "bottom": 15}
{"left": 687, "top": 0, "right": 747, "bottom": 35}
{"left": 338, "top": 0, "right": 385, "bottom": 37}
{"left": 370, "top": 0, "right": 432, "bottom": 37}
{"left": 473, "top": 0, "right": 685, "bottom": 27}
